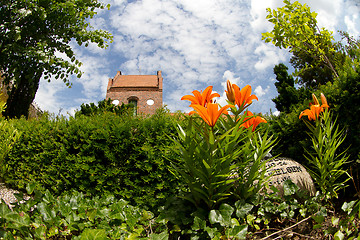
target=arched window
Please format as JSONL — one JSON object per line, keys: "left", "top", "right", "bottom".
{"left": 128, "top": 97, "right": 138, "bottom": 116}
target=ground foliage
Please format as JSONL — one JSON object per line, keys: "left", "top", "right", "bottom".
{"left": 0, "top": 183, "right": 169, "bottom": 239}
{"left": 1, "top": 181, "right": 359, "bottom": 239}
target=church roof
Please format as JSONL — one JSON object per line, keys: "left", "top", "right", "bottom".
{"left": 111, "top": 74, "right": 159, "bottom": 88}
{"left": 107, "top": 71, "right": 163, "bottom": 91}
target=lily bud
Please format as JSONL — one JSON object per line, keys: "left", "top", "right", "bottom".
{"left": 320, "top": 93, "right": 329, "bottom": 108}
{"left": 225, "top": 80, "right": 236, "bottom": 103}
{"left": 311, "top": 93, "right": 319, "bottom": 106}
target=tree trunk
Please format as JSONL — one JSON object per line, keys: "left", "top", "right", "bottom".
{"left": 3, "top": 69, "right": 42, "bottom": 119}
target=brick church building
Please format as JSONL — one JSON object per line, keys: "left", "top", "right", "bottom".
{"left": 106, "top": 71, "right": 163, "bottom": 115}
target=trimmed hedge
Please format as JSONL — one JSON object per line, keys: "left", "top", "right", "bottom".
{"left": 4, "top": 109, "right": 183, "bottom": 211}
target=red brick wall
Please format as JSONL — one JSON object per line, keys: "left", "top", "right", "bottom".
{"left": 106, "top": 89, "right": 162, "bottom": 115}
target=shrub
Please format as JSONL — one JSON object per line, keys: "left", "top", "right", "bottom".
{"left": 4, "top": 108, "right": 182, "bottom": 211}
{"left": 0, "top": 98, "right": 21, "bottom": 181}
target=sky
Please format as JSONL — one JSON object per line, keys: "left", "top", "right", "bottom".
{"left": 33, "top": 0, "right": 360, "bottom": 116}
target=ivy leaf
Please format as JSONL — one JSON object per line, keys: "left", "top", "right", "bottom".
{"left": 150, "top": 231, "right": 169, "bottom": 240}
{"left": 312, "top": 214, "right": 325, "bottom": 224}
{"left": 26, "top": 181, "right": 37, "bottom": 195}
{"left": 192, "top": 216, "right": 206, "bottom": 231}
{"left": 228, "top": 225, "right": 248, "bottom": 240}
{"left": 4, "top": 212, "right": 31, "bottom": 228}
{"left": 334, "top": 230, "right": 345, "bottom": 240}
{"left": 79, "top": 229, "right": 109, "bottom": 240}
{"left": 341, "top": 201, "right": 356, "bottom": 214}
{"left": 0, "top": 204, "right": 12, "bottom": 218}
{"left": 209, "top": 203, "right": 234, "bottom": 227}
{"left": 283, "top": 179, "right": 298, "bottom": 196}
{"left": 38, "top": 202, "right": 57, "bottom": 222}
{"left": 235, "top": 201, "right": 253, "bottom": 219}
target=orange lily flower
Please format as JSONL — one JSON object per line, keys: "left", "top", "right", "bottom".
{"left": 190, "top": 103, "right": 233, "bottom": 127}
{"left": 300, "top": 93, "right": 329, "bottom": 121}
{"left": 181, "top": 86, "right": 220, "bottom": 107}
{"left": 225, "top": 80, "right": 236, "bottom": 103}
{"left": 233, "top": 84, "right": 258, "bottom": 110}
{"left": 299, "top": 105, "right": 323, "bottom": 121}
{"left": 240, "top": 111, "right": 267, "bottom": 132}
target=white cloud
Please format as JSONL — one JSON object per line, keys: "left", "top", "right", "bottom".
{"left": 254, "top": 43, "right": 288, "bottom": 71}
{"left": 343, "top": 0, "right": 360, "bottom": 38}
{"left": 250, "top": 0, "right": 284, "bottom": 33}
{"left": 273, "top": 110, "right": 280, "bottom": 116}
{"left": 34, "top": 79, "right": 68, "bottom": 115}
{"left": 254, "top": 85, "right": 270, "bottom": 97}
{"left": 222, "top": 70, "right": 242, "bottom": 85}
{"left": 302, "top": 0, "right": 342, "bottom": 32}
{"left": 344, "top": 14, "right": 359, "bottom": 37}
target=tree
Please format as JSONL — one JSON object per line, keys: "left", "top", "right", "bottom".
{"left": 289, "top": 48, "right": 338, "bottom": 88}
{"left": 0, "top": 0, "right": 112, "bottom": 118}
{"left": 272, "top": 63, "right": 304, "bottom": 113}
{"left": 319, "top": 37, "right": 360, "bottom": 162}
{"left": 262, "top": 0, "right": 344, "bottom": 88}
{"left": 75, "top": 99, "right": 131, "bottom": 117}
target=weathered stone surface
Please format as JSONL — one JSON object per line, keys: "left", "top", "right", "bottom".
{"left": 265, "top": 157, "right": 316, "bottom": 196}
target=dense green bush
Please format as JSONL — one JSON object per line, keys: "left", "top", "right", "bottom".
{"left": 266, "top": 109, "right": 309, "bottom": 162}
{"left": 4, "top": 108, "right": 183, "bottom": 211}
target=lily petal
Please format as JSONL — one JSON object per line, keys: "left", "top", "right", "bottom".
{"left": 181, "top": 86, "right": 219, "bottom": 107}
{"left": 233, "top": 84, "right": 258, "bottom": 110}
{"left": 190, "top": 103, "right": 232, "bottom": 127}
{"left": 240, "top": 111, "right": 267, "bottom": 131}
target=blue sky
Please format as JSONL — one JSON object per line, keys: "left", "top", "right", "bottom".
{"left": 34, "top": 0, "right": 360, "bottom": 116}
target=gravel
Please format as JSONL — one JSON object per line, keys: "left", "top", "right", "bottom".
{"left": 0, "top": 183, "right": 30, "bottom": 209}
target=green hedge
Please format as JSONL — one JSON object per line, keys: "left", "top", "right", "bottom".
{"left": 4, "top": 109, "right": 183, "bottom": 211}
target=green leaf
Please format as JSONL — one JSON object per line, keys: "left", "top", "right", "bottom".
{"left": 150, "top": 231, "right": 169, "bottom": 240}
{"left": 26, "top": 182, "right": 37, "bottom": 195}
{"left": 209, "top": 203, "right": 234, "bottom": 227}
{"left": 228, "top": 225, "right": 248, "bottom": 240}
{"left": 204, "top": 226, "right": 219, "bottom": 239}
{"left": 33, "top": 225, "right": 47, "bottom": 239}
{"left": 86, "top": 209, "right": 98, "bottom": 222}
{"left": 283, "top": 179, "right": 299, "bottom": 196}
{"left": 38, "top": 202, "right": 56, "bottom": 222}
{"left": 312, "top": 214, "right": 325, "bottom": 224}
{"left": 331, "top": 216, "right": 339, "bottom": 226}
{"left": 341, "top": 201, "right": 356, "bottom": 214}
{"left": 79, "top": 229, "right": 109, "bottom": 240}
{"left": 0, "top": 203, "right": 12, "bottom": 218}
{"left": 235, "top": 201, "right": 253, "bottom": 219}
{"left": 5, "top": 212, "right": 31, "bottom": 227}
{"left": 192, "top": 216, "right": 206, "bottom": 231}
{"left": 334, "top": 230, "right": 345, "bottom": 240}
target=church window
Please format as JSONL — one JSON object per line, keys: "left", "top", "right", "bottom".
{"left": 128, "top": 99, "right": 138, "bottom": 116}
